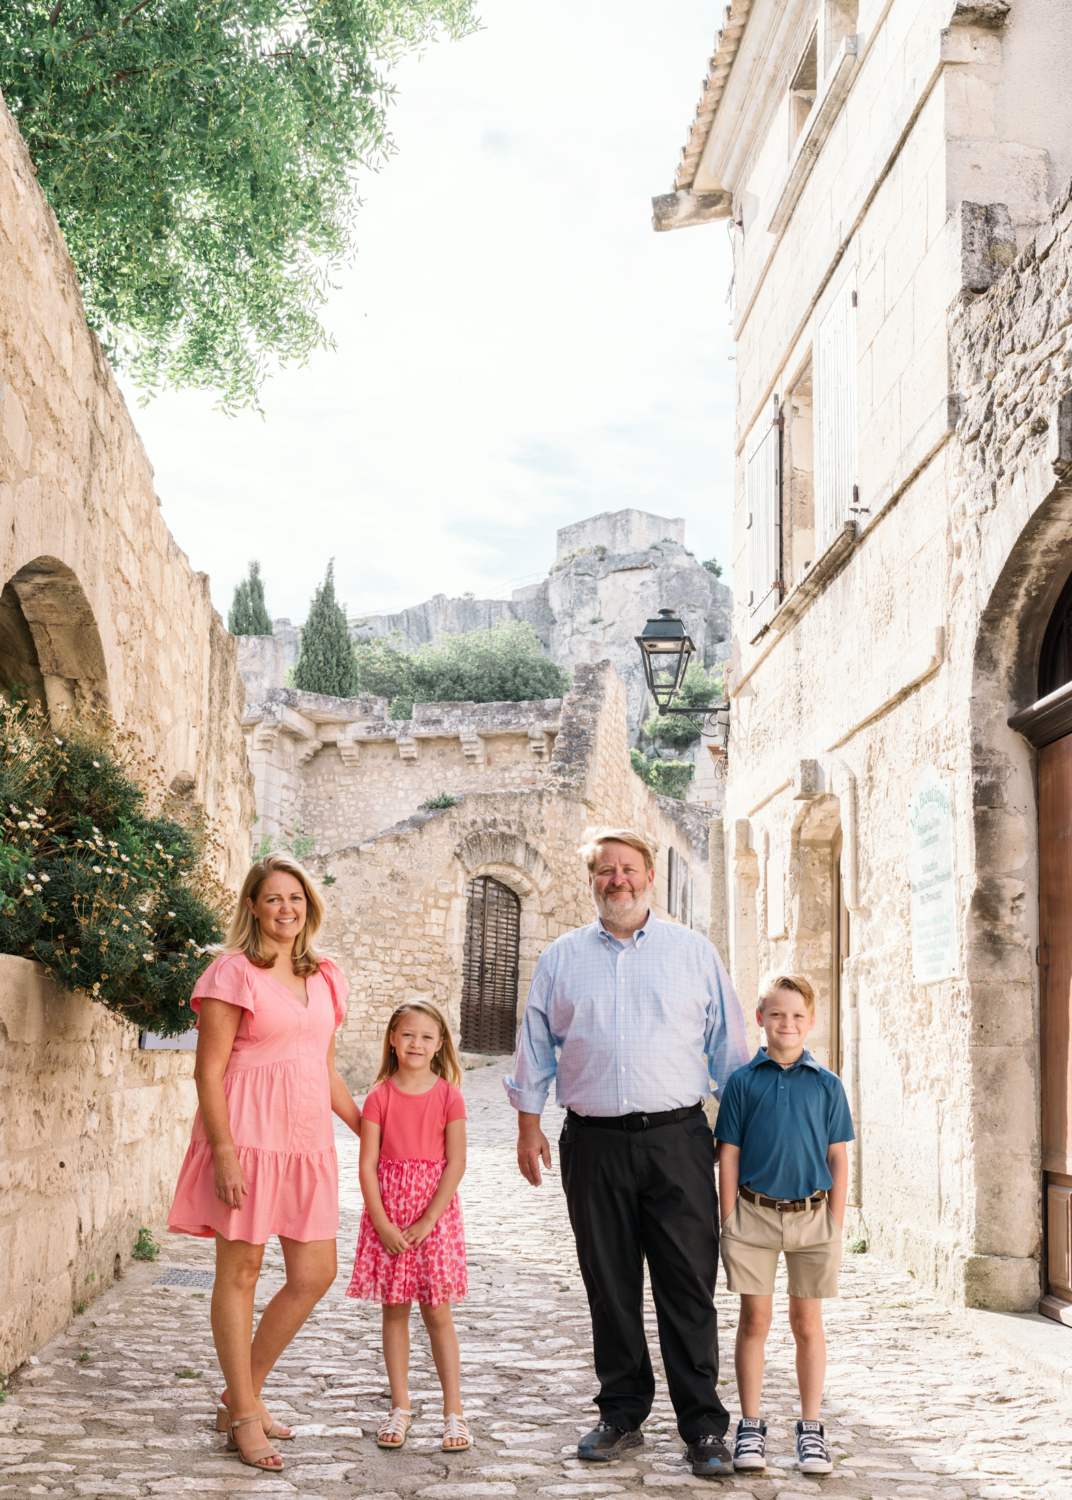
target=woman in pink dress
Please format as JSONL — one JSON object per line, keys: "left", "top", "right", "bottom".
{"left": 168, "top": 852, "right": 360, "bottom": 1474}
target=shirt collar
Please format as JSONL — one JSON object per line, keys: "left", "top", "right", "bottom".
{"left": 596, "top": 911, "right": 652, "bottom": 946}
{"left": 749, "top": 1047, "right": 820, "bottom": 1072}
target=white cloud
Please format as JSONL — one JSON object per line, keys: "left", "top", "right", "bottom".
{"left": 124, "top": 0, "right": 735, "bottom": 624}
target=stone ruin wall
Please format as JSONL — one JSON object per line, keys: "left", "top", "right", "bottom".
{"left": 283, "top": 663, "right": 715, "bottom": 1089}
{"left": 0, "top": 94, "right": 254, "bottom": 1372}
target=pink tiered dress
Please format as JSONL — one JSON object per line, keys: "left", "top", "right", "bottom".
{"left": 346, "top": 1076, "right": 468, "bottom": 1306}
{"left": 167, "top": 952, "right": 349, "bottom": 1244}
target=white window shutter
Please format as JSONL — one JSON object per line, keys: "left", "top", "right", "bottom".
{"left": 816, "top": 271, "right": 858, "bottom": 549}
{"left": 746, "top": 402, "right": 782, "bottom": 640}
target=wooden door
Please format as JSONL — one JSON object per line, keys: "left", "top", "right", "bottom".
{"left": 833, "top": 831, "right": 848, "bottom": 1078}
{"left": 460, "top": 876, "right": 521, "bottom": 1054}
{"left": 1039, "top": 735, "right": 1072, "bottom": 1321}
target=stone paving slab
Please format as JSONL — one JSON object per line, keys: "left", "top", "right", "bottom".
{"left": 4, "top": 1060, "right": 1072, "bottom": 1499}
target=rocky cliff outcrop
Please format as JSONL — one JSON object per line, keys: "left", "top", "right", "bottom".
{"left": 349, "top": 508, "right": 730, "bottom": 736}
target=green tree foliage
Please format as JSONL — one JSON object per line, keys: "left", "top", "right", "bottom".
{"left": 294, "top": 560, "right": 358, "bottom": 697}
{"left": 227, "top": 560, "right": 273, "bottom": 636}
{"left": 643, "top": 663, "right": 724, "bottom": 750}
{"left": 0, "top": 0, "right": 477, "bottom": 411}
{"left": 629, "top": 749, "right": 694, "bottom": 802}
{"left": 353, "top": 621, "right": 571, "bottom": 718}
{"left": 0, "top": 703, "right": 227, "bottom": 1034}
{"left": 702, "top": 557, "right": 723, "bottom": 577}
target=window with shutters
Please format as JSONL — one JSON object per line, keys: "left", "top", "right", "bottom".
{"left": 746, "top": 399, "right": 783, "bottom": 641}
{"left": 460, "top": 875, "right": 520, "bottom": 1054}
{"left": 785, "top": 363, "right": 815, "bottom": 588}
{"left": 667, "top": 848, "right": 691, "bottom": 925}
{"left": 815, "top": 271, "right": 858, "bottom": 551}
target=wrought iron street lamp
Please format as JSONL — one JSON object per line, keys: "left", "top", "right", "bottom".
{"left": 635, "top": 608, "right": 731, "bottom": 772}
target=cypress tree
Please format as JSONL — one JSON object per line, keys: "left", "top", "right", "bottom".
{"left": 228, "top": 578, "right": 252, "bottom": 635}
{"left": 294, "top": 560, "right": 359, "bottom": 697}
{"left": 228, "top": 560, "right": 273, "bottom": 636}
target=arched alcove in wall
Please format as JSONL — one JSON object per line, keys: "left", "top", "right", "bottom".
{"left": 0, "top": 557, "right": 109, "bottom": 716}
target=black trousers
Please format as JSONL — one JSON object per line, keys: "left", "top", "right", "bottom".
{"left": 558, "top": 1110, "right": 729, "bottom": 1442}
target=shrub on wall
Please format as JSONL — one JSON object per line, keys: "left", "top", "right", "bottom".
{"left": 629, "top": 750, "right": 694, "bottom": 802}
{"left": 0, "top": 703, "right": 227, "bottom": 1034}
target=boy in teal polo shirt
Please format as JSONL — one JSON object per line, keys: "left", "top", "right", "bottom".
{"left": 716, "top": 973, "right": 853, "bottom": 1477}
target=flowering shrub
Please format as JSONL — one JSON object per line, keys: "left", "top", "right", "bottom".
{"left": 0, "top": 703, "right": 228, "bottom": 1034}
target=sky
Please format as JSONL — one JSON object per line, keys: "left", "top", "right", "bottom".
{"left": 122, "top": 1, "right": 736, "bottom": 626}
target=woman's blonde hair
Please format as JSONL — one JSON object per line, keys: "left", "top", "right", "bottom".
{"left": 222, "top": 852, "right": 326, "bottom": 977}
{"left": 375, "top": 1001, "right": 462, "bottom": 1087}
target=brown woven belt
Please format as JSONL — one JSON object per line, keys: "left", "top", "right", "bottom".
{"left": 739, "top": 1184, "right": 826, "bottom": 1213}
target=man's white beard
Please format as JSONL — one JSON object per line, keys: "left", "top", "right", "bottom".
{"left": 592, "top": 886, "right": 650, "bottom": 928}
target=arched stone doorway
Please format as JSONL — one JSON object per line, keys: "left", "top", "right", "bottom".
{"left": 0, "top": 558, "right": 109, "bottom": 715}
{"left": 973, "top": 475, "right": 1072, "bottom": 1321}
{"left": 460, "top": 875, "right": 521, "bottom": 1053}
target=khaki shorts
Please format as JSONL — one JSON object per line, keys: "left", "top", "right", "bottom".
{"left": 720, "top": 1194, "right": 842, "bottom": 1299}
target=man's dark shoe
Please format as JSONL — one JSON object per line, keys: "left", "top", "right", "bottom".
{"left": 576, "top": 1422, "right": 644, "bottom": 1461}
{"left": 686, "top": 1433, "right": 733, "bottom": 1478}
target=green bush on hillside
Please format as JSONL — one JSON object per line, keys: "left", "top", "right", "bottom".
{"left": 353, "top": 621, "right": 570, "bottom": 719}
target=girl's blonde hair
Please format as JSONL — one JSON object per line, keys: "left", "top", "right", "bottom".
{"left": 222, "top": 852, "right": 326, "bottom": 977}
{"left": 375, "top": 1001, "right": 462, "bottom": 1087}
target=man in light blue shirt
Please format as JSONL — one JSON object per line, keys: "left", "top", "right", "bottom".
{"left": 504, "top": 827, "right": 749, "bottom": 1477}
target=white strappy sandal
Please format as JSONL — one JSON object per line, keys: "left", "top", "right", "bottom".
{"left": 377, "top": 1407, "right": 412, "bottom": 1449}
{"left": 443, "top": 1413, "right": 470, "bottom": 1451}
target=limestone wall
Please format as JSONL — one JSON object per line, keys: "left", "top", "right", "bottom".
{"left": 308, "top": 663, "right": 717, "bottom": 1089}
{"left": 0, "top": 94, "right": 253, "bottom": 1368}
{"left": 0, "top": 957, "right": 197, "bottom": 1375}
{"left": 721, "top": 170, "right": 1072, "bottom": 1311}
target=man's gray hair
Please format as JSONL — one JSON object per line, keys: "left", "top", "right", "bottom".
{"left": 578, "top": 827, "right": 656, "bottom": 874}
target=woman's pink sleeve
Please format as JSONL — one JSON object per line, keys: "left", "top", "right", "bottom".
{"left": 322, "top": 959, "right": 349, "bottom": 1028}
{"left": 190, "top": 955, "right": 254, "bottom": 1017}
{"left": 445, "top": 1084, "right": 467, "bottom": 1122}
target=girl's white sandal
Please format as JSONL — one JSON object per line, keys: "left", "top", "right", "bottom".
{"left": 377, "top": 1408, "right": 412, "bottom": 1449}
{"left": 443, "top": 1413, "right": 470, "bottom": 1451}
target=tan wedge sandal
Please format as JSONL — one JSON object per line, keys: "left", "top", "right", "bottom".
{"left": 377, "top": 1407, "right": 412, "bottom": 1449}
{"left": 443, "top": 1413, "right": 470, "bottom": 1451}
{"left": 228, "top": 1411, "right": 285, "bottom": 1472}
{"left": 216, "top": 1396, "right": 294, "bottom": 1441}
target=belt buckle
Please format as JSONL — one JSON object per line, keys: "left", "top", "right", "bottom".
{"left": 624, "top": 1113, "right": 649, "bottom": 1132}
{"left": 774, "top": 1199, "right": 793, "bottom": 1212}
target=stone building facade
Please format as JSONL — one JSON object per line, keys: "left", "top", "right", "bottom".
{"left": 658, "top": 0, "right": 1072, "bottom": 1317}
{"left": 240, "top": 654, "right": 717, "bottom": 1089}
{"left": 0, "top": 94, "right": 253, "bottom": 1371}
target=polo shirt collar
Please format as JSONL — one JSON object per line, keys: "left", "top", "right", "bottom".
{"left": 749, "top": 1046, "right": 820, "bottom": 1072}
{"left": 596, "top": 911, "right": 652, "bottom": 946}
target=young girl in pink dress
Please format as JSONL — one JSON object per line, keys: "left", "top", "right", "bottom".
{"left": 347, "top": 1001, "right": 469, "bottom": 1452}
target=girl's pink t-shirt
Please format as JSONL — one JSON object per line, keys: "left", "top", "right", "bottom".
{"left": 362, "top": 1076, "right": 466, "bottom": 1161}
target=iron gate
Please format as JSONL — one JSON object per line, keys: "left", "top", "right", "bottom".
{"left": 460, "top": 876, "right": 520, "bottom": 1054}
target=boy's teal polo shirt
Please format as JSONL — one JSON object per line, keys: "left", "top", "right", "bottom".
{"left": 715, "top": 1048, "right": 854, "bottom": 1202}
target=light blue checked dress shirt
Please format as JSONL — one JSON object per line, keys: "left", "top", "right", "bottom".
{"left": 504, "top": 914, "right": 749, "bottom": 1117}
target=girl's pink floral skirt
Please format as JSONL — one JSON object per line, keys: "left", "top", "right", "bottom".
{"left": 347, "top": 1158, "right": 467, "bottom": 1307}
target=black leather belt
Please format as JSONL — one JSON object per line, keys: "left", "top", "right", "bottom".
{"left": 567, "top": 1101, "right": 704, "bottom": 1132}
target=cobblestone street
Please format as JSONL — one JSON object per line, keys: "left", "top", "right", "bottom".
{"left": 4, "top": 1060, "right": 1072, "bottom": 1500}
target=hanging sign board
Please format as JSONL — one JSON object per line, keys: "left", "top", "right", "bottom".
{"left": 909, "top": 766, "right": 959, "bottom": 984}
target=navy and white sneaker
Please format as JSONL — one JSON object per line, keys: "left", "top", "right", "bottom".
{"left": 795, "top": 1419, "right": 833, "bottom": 1474}
{"left": 732, "top": 1417, "right": 766, "bottom": 1472}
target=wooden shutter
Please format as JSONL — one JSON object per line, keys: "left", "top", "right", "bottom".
{"left": 679, "top": 855, "right": 690, "bottom": 926}
{"left": 667, "top": 847, "right": 678, "bottom": 918}
{"left": 460, "top": 876, "right": 521, "bottom": 1054}
{"left": 816, "top": 271, "right": 858, "bottom": 549}
{"left": 746, "top": 402, "right": 782, "bottom": 640}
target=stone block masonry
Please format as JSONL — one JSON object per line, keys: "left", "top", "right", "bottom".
{"left": 244, "top": 662, "right": 716, "bottom": 1089}
{"left": 0, "top": 92, "right": 254, "bottom": 1370}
